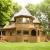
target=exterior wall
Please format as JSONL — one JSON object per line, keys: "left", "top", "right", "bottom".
{"left": 14, "top": 23, "right": 37, "bottom": 42}
{"left": 0, "top": 29, "right": 46, "bottom": 42}
{"left": 0, "top": 25, "right": 46, "bottom": 42}
{"left": 47, "top": 35, "right": 50, "bottom": 41}
{"left": 29, "top": 36, "right": 37, "bottom": 42}
{"left": 40, "top": 32, "right": 47, "bottom": 42}
{"left": 0, "top": 35, "right": 37, "bottom": 42}
{"left": 0, "top": 18, "right": 46, "bottom": 42}
{"left": 15, "top": 24, "right": 34, "bottom": 30}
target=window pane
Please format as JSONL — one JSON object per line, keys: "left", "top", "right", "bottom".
{"left": 10, "top": 32, "right": 12, "bottom": 36}
{"left": 22, "top": 18, "right": 30, "bottom": 23}
{"left": 0, "top": 31, "right": 1, "bottom": 35}
{"left": 31, "top": 30, "right": 36, "bottom": 36}
{"left": 17, "top": 30, "right": 21, "bottom": 35}
{"left": 16, "top": 18, "right": 22, "bottom": 23}
{"left": 24, "top": 40, "right": 28, "bottom": 42}
{"left": 26, "top": 18, "right": 30, "bottom": 23}
{"left": 2, "top": 31, "right": 5, "bottom": 35}
{"left": 23, "top": 18, "right": 26, "bottom": 23}
{"left": 23, "top": 30, "right": 29, "bottom": 35}
{"left": 16, "top": 18, "right": 30, "bottom": 23}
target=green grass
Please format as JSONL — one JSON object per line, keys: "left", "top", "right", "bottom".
{"left": 0, "top": 42, "right": 50, "bottom": 50}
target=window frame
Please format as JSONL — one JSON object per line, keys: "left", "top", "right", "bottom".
{"left": 17, "top": 30, "right": 21, "bottom": 35}
{"left": 2, "top": 31, "right": 5, "bottom": 36}
{"left": 23, "top": 30, "right": 29, "bottom": 35}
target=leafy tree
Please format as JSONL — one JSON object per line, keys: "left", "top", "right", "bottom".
{"left": 26, "top": 3, "right": 48, "bottom": 32}
{"left": 13, "top": 3, "right": 21, "bottom": 12}
{"left": 36, "top": 12, "right": 48, "bottom": 32}
{"left": 26, "top": 4, "right": 37, "bottom": 16}
{"left": 38, "top": 0, "right": 50, "bottom": 32}
{"left": 0, "top": 0, "right": 21, "bottom": 27}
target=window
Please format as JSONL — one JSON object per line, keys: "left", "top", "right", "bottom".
{"left": 31, "top": 30, "right": 36, "bottom": 36}
{"left": 38, "top": 30, "right": 39, "bottom": 36}
{"left": 23, "top": 18, "right": 30, "bottom": 23}
{"left": 17, "top": 30, "right": 21, "bottom": 35}
{"left": 24, "top": 40, "right": 28, "bottom": 42}
{"left": 2, "top": 31, "right": 5, "bottom": 35}
{"left": 16, "top": 17, "right": 30, "bottom": 23}
{"left": 0, "top": 31, "right": 1, "bottom": 35}
{"left": 42, "top": 31, "right": 46, "bottom": 35}
{"left": 26, "top": 18, "right": 30, "bottom": 23}
{"left": 10, "top": 32, "right": 12, "bottom": 36}
{"left": 23, "top": 30, "right": 29, "bottom": 35}
{"left": 16, "top": 18, "right": 22, "bottom": 23}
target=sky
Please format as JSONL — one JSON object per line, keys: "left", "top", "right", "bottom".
{"left": 13, "top": 0, "right": 43, "bottom": 7}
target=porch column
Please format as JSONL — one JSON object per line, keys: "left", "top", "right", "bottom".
{"left": 39, "top": 30, "right": 41, "bottom": 42}
{"left": 29, "top": 30, "right": 31, "bottom": 35}
{"left": 36, "top": 29, "right": 38, "bottom": 42}
{"left": 22, "top": 30, "right": 23, "bottom": 42}
{"left": 36, "top": 29, "right": 41, "bottom": 42}
{"left": 1, "top": 31, "right": 2, "bottom": 40}
{"left": 29, "top": 30, "right": 31, "bottom": 42}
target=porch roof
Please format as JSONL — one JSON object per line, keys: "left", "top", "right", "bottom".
{"left": 4, "top": 23, "right": 15, "bottom": 29}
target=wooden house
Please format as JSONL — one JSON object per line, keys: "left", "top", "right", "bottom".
{"left": 0, "top": 8, "right": 47, "bottom": 42}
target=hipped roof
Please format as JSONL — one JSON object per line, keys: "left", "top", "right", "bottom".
{"left": 4, "top": 23, "right": 15, "bottom": 29}
{"left": 11, "top": 7, "right": 33, "bottom": 21}
{"left": 4, "top": 8, "right": 40, "bottom": 29}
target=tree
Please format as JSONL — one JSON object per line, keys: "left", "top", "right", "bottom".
{"left": 10, "top": 3, "right": 21, "bottom": 18}
{"left": 26, "top": 4, "right": 38, "bottom": 16}
{"left": 13, "top": 3, "right": 21, "bottom": 12}
{"left": 0, "top": 0, "right": 21, "bottom": 27}
{"left": 26, "top": 3, "right": 48, "bottom": 32}
{"left": 38, "top": 0, "right": 50, "bottom": 32}
{"left": 36, "top": 12, "right": 48, "bottom": 32}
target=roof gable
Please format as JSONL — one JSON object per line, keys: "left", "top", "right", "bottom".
{"left": 10, "top": 8, "right": 40, "bottom": 24}
{"left": 14, "top": 7, "right": 32, "bottom": 17}
{"left": 11, "top": 7, "right": 33, "bottom": 21}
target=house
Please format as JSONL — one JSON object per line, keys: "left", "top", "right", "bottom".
{"left": 0, "top": 8, "right": 47, "bottom": 42}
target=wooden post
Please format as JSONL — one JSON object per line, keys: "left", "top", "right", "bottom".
{"left": 29, "top": 30, "right": 31, "bottom": 42}
{"left": 38, "top": 29, "right": 42, "bottom": 42}
{"left": 29, "top": 30, "right": 31, "bottom": 35}
{"left": 36, "top": 29, "right": 41, "bottom": 42}
{"left": 22, "top": 30, "right": 24, "bottom": 42}
{"left": 38, "top": 30, "right": 41, "bottom": 42}
{"left": 1, "top": 31, "right": 2, "bottom": 40}
{"left": 36, "top": 29, "right": 38, "bottom": 42}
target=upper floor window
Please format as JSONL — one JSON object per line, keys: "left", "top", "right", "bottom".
{"left": 22, "top": 18, "right": 29, "bottom": 23}
{"left": 16, "top": 17, "right": 31, "bottom": 23}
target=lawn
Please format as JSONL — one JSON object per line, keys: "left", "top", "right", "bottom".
{"left": 0, "top": 42, "right": 50, "bottom": 50}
